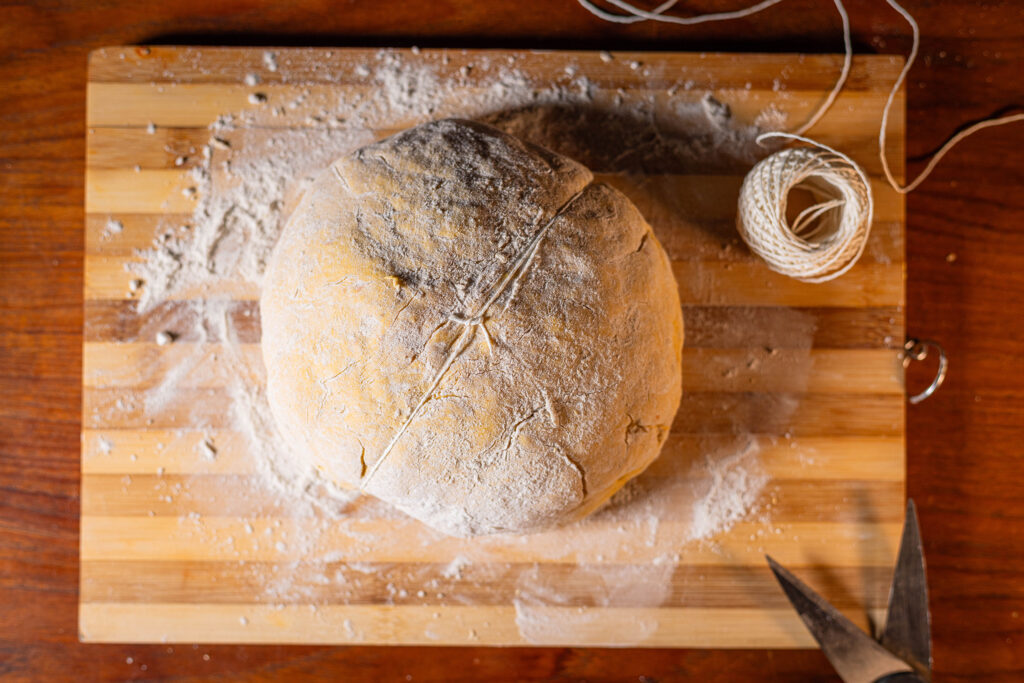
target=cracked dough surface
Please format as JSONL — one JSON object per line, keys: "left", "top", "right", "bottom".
{"left": 261, "top": 118, "right": 683, "bottom": 536}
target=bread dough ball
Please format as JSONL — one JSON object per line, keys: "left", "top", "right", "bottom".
{"left": 261, "top": 119, "right": 683, "bottom": 536}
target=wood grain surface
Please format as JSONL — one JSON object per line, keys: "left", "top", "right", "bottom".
{"left": 80, "top": 45, "right": 905, "bottom": 648}
{"left": 2, "top": 0, "right": 1023, "bottom": 680}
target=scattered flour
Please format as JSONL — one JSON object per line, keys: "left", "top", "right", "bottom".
{"left": 513, "top": 561, "right": 673, "bottom": 645}
{"left": 110, "top": 48, "right": 811, "bottom": 640}
{"left": 686, "top": 439, "right": 769, "bottom": 541}
{"left": 102, "top": 218, "right": 123, "bottom": 240}
{"left": 262, "top": 51, "right": 278, "bottom": 72}
{"left": 440, "top": 555, "right": 471, "bottom": 580}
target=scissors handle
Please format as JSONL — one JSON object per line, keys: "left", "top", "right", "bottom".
{"left": 876, "top": 673, "right": 928, "bottom": 683}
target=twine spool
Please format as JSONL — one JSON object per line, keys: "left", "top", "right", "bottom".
{"left": 736, "top": 139, "right": 873, "bottom": 283}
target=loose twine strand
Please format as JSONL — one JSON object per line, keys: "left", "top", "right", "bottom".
{"left": 577, "top": 0, "right": 1023, "bottom": 281}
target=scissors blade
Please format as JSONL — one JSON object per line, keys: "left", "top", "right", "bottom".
{"left": 880, "top": 499, "right": 932, "bottom": 676}
{"left": 767, "top": 556, "right": 913, "bottom": 683}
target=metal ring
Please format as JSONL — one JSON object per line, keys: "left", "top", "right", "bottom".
{"left": 902, "top": 338, "right": 947, "bottom": 404}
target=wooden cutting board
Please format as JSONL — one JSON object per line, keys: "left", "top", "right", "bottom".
{"left": 81, "top": 47, "right": 905, "bottom": 646}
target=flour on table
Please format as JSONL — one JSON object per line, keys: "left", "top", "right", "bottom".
{"left": 102, "top": 218, "right": 123, "bottom": 240}
{"left": 262, "top": 51, "right": 278, "bottom": 73}
{"left": 686, "top": 438, "right": 769, "bottom": 541}
{"left": 514, "top": 561, "right": 672, "bottom": 645}
{"left": 113, "top": 48, "right": 810, "bottom": 630}
{"left": 441, "top": 555, "right": 471, "bottom": 580}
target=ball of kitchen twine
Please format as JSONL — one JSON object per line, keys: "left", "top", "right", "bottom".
{"left": 737, "top": 137, "right": 874, "bottom": 283}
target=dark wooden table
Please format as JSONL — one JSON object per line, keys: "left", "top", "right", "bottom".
{"left": 2, "top": 1, "right": 1022, "bottom": 680}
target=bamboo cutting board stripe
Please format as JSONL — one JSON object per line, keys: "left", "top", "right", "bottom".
{"left": 81, "top": 47, "right": 906, "bottom": 647}
{"left": 84, "top": 170, "right": 906, "bottom": 217}
{"left": 85, "top": 85, "right": 900, "bottom": 151}
{"left": 86, "top": 50, "right": 893, "bottom": 88}
{"left": 87, "top": 125, "right": 903, "bottom": 176}
{"left": 81, "top": 476, "right": 903, "bottom": 520}
{"left": 83, "top": 344, "right": 904, "bottom": 393}
{"left": 83, "top": 301, "right": 904, "bottom": 347}
{"left": 80, "top": 517, "right": 903, "bottom": 565}
{"left": 80, "top": 562, "right": 895, "bottom": 608}
{"left": 83, "top": 388, "right": 904, "bottom": 434}
{"left": 85, "top": 219, "right": 906, "bottom": 268}
{"left": 78, "top": 603, "right": 889, "bottom": 648}
{"left": 82, "top": 432, "right": 905, "bottom": 480}
{"left": 84, "top": 258, "right": 903, "bottom": 306}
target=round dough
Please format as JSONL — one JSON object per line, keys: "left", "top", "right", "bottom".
{"left": 261, "top": 118, "right": 683, "bottom": 536}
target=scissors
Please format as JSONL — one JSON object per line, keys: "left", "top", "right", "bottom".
{"left": 767, "top": 500, "right": 932, "bottom": 682}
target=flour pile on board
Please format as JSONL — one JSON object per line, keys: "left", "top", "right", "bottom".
{"left": 118, "top": 49, "right": 801, "bottom": 622}
{"left": 687, "top": 439, "right": 769, "bottom": 541}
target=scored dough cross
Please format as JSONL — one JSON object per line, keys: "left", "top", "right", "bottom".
{"left": 360, "top": 187, "right": 589, "bottom": 487}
